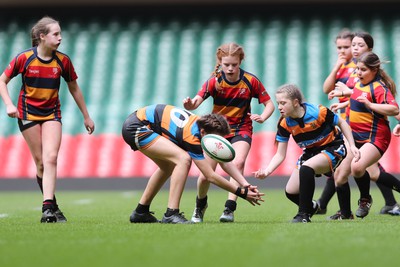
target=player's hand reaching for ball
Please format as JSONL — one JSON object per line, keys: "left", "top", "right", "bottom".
{"left": 253, "top": 168, "right": 271, "bottom": 179}
{"left": 244, "top": 185, "right": 265, "bottom": 206}
{"left": 183, "top": 97, "right": 196, "bottom": 110}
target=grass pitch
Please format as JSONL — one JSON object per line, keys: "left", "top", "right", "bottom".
{"left": 0, "top": 188, "right": 399, "bottom": 267}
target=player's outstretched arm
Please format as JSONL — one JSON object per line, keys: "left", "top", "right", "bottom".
{"left": 194, "top": 158, "right": 264, "bottom": 205}
{"left": 330, "top": 101, "right": 349, "bottom": 113}
{"left": 254, "top": 141, "right": 287, "bottom": 179}
{"left": 182, "top": 95, "right": 204, "bottom": 110}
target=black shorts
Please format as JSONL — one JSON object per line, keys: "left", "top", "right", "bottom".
{"left": 227, "top": 134, "right": 252, "bottom": 145}
{"left": 18, "top": 118, "right": 62, "bottom": 132}
{"left": 122, "top": 112, "right": 160, "bottom": 151}
{"left": 355, "top": 141, "right": 384, "bottom": 156}
{"left": 297, "top": 141, "right": 347, "bottom": 175}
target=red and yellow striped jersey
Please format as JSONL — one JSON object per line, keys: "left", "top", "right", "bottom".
{"left": 349, "top": 78, "right": 398, "bottom": 151}
{"left": 3, "top": 47, "right": 77, "bottom": 121}
{"left": 336, "top": 59, "right": 357, "bottom": 84}
{"left": 345, "top": 59, "right": 359, "bottom": 90}
{"left": 336, "top": 59, "right": 357, "bottom": 104}
{"left": 197, "top": 69, "right": 270, "bottom": 138}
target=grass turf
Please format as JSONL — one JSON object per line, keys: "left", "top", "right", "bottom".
{"left": 0, "top": 188, "right": 399, "bottom": 267}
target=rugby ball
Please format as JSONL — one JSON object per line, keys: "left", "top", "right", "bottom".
{"left": 201, "top": 134, "right": 235, "bottom": 163}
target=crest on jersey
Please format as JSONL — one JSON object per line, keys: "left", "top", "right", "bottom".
{"left": 310, "top": 122, "right": 317, "bottom": 129}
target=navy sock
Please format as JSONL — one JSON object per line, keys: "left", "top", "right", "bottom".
{"left": 165, "top": 208, "right": 179, "bottom": 217}
{"left": 196, "top": 196, "right": 208, "bottom": 209}
{"left": 37, "top": 175, "right": 58, "bottom": 210}
{"left": 136, "top": 203, "right": 150, "bottom": 214}
{"left": 376, "top": 180, "right": 396, "bottom": 206}
{"left": 36, "top": 175, "right": 44, "bottom": 192}
{"left": 354, "top": 171, "right": 371, "bottom": 199}
{"left": 224, "top": 200, "right": 237, "bottom": 212}
{"left": 42, "top": 199, "right": 55, "bottom": 212}
{"left": 318, "top": 176, "right": 335, "bottom": 209}
{"left": 299, "top": 165, "right": 315, "bottom": 214}
{"left": 336, "top": 182, "right": 352, "bottom": 217}
{"left": 376, "top": 172, "right": 400, "bottom": 194}
{"left": 285, "top": 191, "right": 299, "bottom": 205}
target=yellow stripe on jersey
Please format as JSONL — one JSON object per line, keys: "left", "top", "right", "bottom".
{"left": 26, "top": 113, "right": 56, "bottom": 121}
{"left": 350, "top": 111, "right": 372, "bottom": 124}
{"left": 24, "top": 86, "right": 58, "bottom": 99}
{"left": 212, "top": 105, "right": 243, "bottom": 118}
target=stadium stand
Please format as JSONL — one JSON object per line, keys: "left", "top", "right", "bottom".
{"left": 1, "top": 4, "right": 400, "bottom": 178}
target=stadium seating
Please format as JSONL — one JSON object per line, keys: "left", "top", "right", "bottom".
{"left": 1, "top": 16, "right": 400, "bottom": 178}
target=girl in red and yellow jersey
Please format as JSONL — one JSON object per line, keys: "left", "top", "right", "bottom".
{"left": 349, "top": 78, "right": 396, "bottom": 152}
{"left": 321, "top": 31, "right": 374, "bottom": 219}
{"left": 326, "top": 32, "right": 399, "bottom": 219}
{"left": 5, "top": 48, "right": 76, "bottom": 121}
{"left": 338, "top": 52, "right": 400, "bottom": 218}
{"left": 329, "top": 32, "right": 374, "bottom": 117}
{"left": 183, "top": 43, "right": 275, "bottom": 223}
{"left": 0, "top": 16, "right": 95, "bottom": 223}
{"left": 196, "top": 69, "right": 271, "bottom": 139}
{"left": 323, "top": 29, "right": 355, "bottom": 120}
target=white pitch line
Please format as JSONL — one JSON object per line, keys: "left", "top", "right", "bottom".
{"left": 73, "top": 199, "right": 93, "bottom": 205}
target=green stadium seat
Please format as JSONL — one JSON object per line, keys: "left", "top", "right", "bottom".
{"left": 1, "top": 15, "right": 400, "bottom": 178}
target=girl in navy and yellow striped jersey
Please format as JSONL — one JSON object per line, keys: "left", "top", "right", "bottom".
{"left": 315, "top": 30, "right": 355, "bottom": 216}
{"left": 0, "top": 17, "right": 95, "bottom": 223}
{"left": 183, "top": 43, "right": 275, "bottom": 223}
{"left": 254, "top": 84, "right": 359, "bottom": 223}
{"left": 122, "top": 104, "right": 263, "bottom": 224}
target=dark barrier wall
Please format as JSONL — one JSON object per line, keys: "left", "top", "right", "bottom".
{"left": 0, "top": 0, "right": 399, "bottom": 6}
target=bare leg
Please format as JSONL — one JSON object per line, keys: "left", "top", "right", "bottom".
{"left": 140, "top": 137, "right": 192, "bottom": 210}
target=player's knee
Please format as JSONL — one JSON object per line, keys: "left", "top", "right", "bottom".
{"left": 233, "top": 160, "right": 245, "bottom": 172}
{"left": 334, "top": 172, "right": 348, "bottom": 185}
{"left": 198, "top": 174, "right": 208, "bottom": 183}
{"left": 351, "top": 164, "right": 364, "bottom": 178}
{"left": 177, "top": 153, "right": 192, "bottom": 169}
{"left": 299, "top": 165, "right": 315, "bottom": 178}
{"left": 43, "top": 152, "right": 58, "bottom": 166}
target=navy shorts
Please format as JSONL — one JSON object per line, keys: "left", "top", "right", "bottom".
{"left": 297, "top": 141, "right": 347, "bottom": 174}
{"left": 122, "top": 112, "right": 160, "bottom": 151}
{"left": 227, "top": 134, "right": 252, "bottom": 145}
{"left": 18, "top": 118, "right": 61, "bottom": 132}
